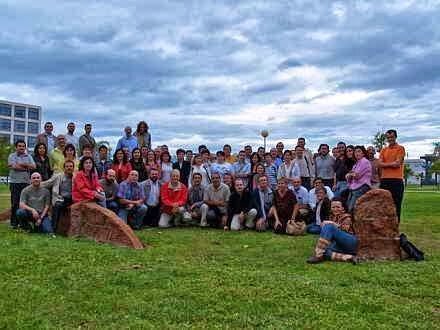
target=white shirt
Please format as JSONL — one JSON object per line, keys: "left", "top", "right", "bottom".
{"left": 308, "top": 186, "right": 334, "bottom": 209}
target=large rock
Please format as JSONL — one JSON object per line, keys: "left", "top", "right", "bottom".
{"left": 60, "top": 202, "right": 145, "bottom": 249}
{"left": 0, "top": 208, "right": 11, "bottom": 222}
{"left": 353, "top": 189, "right": 400, "bottom": 261}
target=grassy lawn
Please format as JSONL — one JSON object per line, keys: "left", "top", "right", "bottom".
{"left": 0, "top": 190, "right": 439, "bottom": 329}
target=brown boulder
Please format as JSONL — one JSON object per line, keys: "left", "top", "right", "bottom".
{"left": 353, "top": 189, "right": 400, "bottom": 261}
{"left": 62, "top": 202, "right": 145, "bottom": 249}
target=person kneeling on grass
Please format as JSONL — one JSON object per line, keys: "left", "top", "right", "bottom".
{"left": 200, "top": 172, "right": 230, "bottom": 228}
{"left": 183, "top": 172, "right": 205, "bottom": 226}
{"left": 307, "top": 198, "right": 358, "bottom": 264}
{"left": 159, "top": 169, "right": 188, "bottom": 228}
{"left": 271, "top": 177, "right": 299, "bottom": 234}
{"left": 17, "top": 172, "right": 53, "bottom": 234}
{"left": 226, "top": 178, "right": 257, "bottom": 231}
{"left": 117, "top": 170, "right": 147, "bottom": 230}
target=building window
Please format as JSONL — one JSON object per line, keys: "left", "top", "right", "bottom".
{"left": 0, "top": 134, "right": 10, "bottom": 144}
{"left": 13, "top": 135, "right": 25, "bottom": 144}
{"left": 0, "top": 118, "right": 11, "bottom": 131}
{"left": 28, "top": 136, "right": 37, "bottom": 149}
{"left": 28, "top": 108, "right": 39, "bottom": 120}
{"left": 14, "top": 120, "right": 26, "bottom": 132}
{"left": 14, "top": 106, "right": 26, "bottom": 118}
{"left": 0, "top": 103, "right": 12, "bottom": 117}
{"left": 27, "top": 122, "right": 39, "bottom": 134}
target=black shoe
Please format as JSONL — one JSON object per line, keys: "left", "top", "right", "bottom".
{"left": 307, "top": 256, "right": 324, "bottom": 264}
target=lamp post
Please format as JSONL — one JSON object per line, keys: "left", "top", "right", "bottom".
{"left": 260, "top": 130, "right": 269, "bottom": 152}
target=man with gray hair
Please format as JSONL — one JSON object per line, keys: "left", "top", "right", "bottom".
{"left": 116, "top": 126, "right": 138, "bottom": 154}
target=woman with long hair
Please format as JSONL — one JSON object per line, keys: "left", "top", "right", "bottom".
{"left": 32, "top": 143, "right": 52, "bottom": 181}
{"left": 72, "top": 156, "right": 105, "bottom": 206}
{"left": 134, "top": 121, "right": 151, "bottom": 149}
{"left": 307, "top": 198, "right": 358, "bottom": 264}
{"left": 111, "top": 148, "right": 132, "bottom": 183}
{"left": 130, "top": 148, "right": 148, "bottom": 182}
{"left": 145, "top": 149, "right": 161, "bottom": 177}
{"left": 63, "top": 143, "right": 79, "bottom": 171}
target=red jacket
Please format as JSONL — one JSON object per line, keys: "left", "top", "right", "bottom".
{"left": 112, "top": 162, "right": 132, "bottom": 183}
{"left": 160, "top": 181, "right": 188, "bottom": 214}
{"left": 73, "top": 171, "right": 102, "bottom": 203}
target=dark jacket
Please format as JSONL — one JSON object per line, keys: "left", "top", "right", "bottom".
{"left": 227, "top": 190, "right": 253, "bottom": 226}
{"left": 173, "top": 160, "right": 191, "bottom": 186}
{"left": 312, "top": 197, "right": 331, "bottom": 224}
{"left": 251, "top": 188, "right": 274, "bottom": 220}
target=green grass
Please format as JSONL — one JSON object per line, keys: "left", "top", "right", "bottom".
{"left": 0, "top": 192, "right": 439, "bottom": 329}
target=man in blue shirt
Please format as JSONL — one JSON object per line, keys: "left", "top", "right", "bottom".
{"left": 116, "top": 126, "right": 138, "bottom": 154}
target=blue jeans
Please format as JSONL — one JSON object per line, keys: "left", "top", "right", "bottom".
{"left": 333, "top": 181, "right": 348, "bottom": 198}
{"left": 118, "top": 205, "right": 148, "bottom": 230}
{"left": 16, "top": 209, "right": 53, "bottom": 234}
{"left": 106, "top": 200, "right": 119, "bottom": 214}
{"left": 320, "top": 223, "right": 358, "bottom": 259}
{"left": 347, "top": 184, "right": 370, "bottom": 212}
{"left": 306, "top": 223, "right": 321, "bottom": 235}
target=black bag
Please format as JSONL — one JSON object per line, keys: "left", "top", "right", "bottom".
{"left": 400, "top": 233, "right": 425, "bottom": 261}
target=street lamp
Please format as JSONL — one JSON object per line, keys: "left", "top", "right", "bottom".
{"left": 260, "top": 129, "right": 269, "bottom": 152}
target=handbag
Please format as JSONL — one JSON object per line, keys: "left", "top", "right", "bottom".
{"left": 400, "top": 233, "right": 424, "bottom": 261}
{"left": 286, "top": 220, "right": 306, "bottom": 236}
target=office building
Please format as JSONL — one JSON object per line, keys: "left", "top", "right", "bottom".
{"left": 0, "top": 100, "right": 42, "bottom": 149}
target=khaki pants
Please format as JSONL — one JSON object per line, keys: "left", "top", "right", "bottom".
{"left": 159, "top": 207, "right": 185, "bottom": 228}
{"left": 230, "top": 208, "right": 258, "bottom": 230}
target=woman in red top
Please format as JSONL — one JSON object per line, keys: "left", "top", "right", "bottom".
{"left": 111, "top": 148, "right": 132, "bottom": 183}
{"left": 72, "top": 156, "right": 105, "bottom": 205}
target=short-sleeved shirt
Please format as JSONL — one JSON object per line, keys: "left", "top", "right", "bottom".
{"left": 99, "top": 179, "right": 119, "bottom": 200}
{"left": 203, "top": 183, "right": 230, "bottom": 206}
{"left": 20, "top": 185, "right": 50, "bottom": 213}
{"left": 315, "top": 155, "right": 335, "bottom": 180}
{"left": 8, "top": 152, "right": 36, "bottom": 183}
{"left": 380, "top": 144, "right": 405, "bottom": 179}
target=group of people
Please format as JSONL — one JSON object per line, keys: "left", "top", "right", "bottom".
{"left": 8, "top": 120, "right": 406, "bottom": 264}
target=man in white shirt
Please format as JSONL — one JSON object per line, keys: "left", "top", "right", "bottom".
{"left": 308, "top": 177, "right": 334, "bottom": 209}
{"left": 65, "top": 122, "right": 79, "bottom": 150}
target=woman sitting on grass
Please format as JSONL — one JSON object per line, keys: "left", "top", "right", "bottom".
{"left": 271, "top": 177, "right": 299, "bottom": 234}
{"left": 307, "top": 198, "right": 358, "bottom": 264}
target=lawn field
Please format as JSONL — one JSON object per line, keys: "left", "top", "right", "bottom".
{"left": 0, "top": 188, "right": 439, "bottom": 329}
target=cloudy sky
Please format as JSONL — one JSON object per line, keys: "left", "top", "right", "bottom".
{"left": 1, "top": 0, "right": 439, "bottom": 157}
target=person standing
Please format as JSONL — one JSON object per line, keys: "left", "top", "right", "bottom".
{"left": 134, "top": 121, "right": 151, "bottom": 149}
{"left": 49, "top": 135, "right": 67, "bottom": 174}
{"left": 232, "top": 150, "right": 251, "bottom": 188}
{"left": 210, "top": 151, "right": 233, "bottom": 182}
{"left": 111, "top": 148, "right": 132, "bottom": 183}
{"left": 293, "top": 145, "right": 314, "bottom": 190}
{"left": 346, "top": 146, "right": 372, "bottom": 212}
{"left": 277, "top": 150, "right": 300, "bottom": 189}
{"left": 173, "top": 148, "right": 191, "bottom": 186}
{"left": 315, "top": 144, "right": 335, "bottom": 188}
{"left": 223, "top": 144, "right": 237, "bottom": 164}
{"left": 96, "top": 145, "right": 112, "bottom": 179}
{"left": 79, "top": 123, "right": 96, "bottom": 155}
{"left": 378, "top": 129, "right": 406, "bottom": 222}
{"left": 65, "top": 122, "right": 79, "bottom": 150}
{"left": 8, "top": 140, "right": 36, "bottom": 228}
{"left": 36, "top": 122, "right": 57, "bottom": 154}
{"left": 367, "top": 146, "right": 381, "bottom": 189}
{"left": 130, "top": 148, "right": 148, "bottom": 182}
{"left": 32, "top": 143, "right": 53, "bottom": 181}
{"left": 116, "top": 126, "right": 139, "bottom": 154}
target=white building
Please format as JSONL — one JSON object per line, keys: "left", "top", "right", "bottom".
{"left": 0, "top": 100, "right": 42, "bottom": 149}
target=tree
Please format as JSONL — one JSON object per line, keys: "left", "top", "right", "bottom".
{"left": 403, "top": 164, "right": 414, "bottom": 186}
{"left": 372, "top": 131, "right": 387, "bottom": 152}
{"left": 430, "top": 160, "right": 440, "bottom": 189}
{"left": 0, "top": 141, "right": 13, "bottom": 177}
